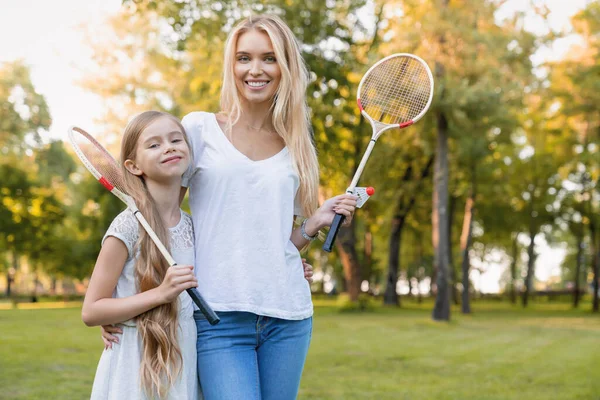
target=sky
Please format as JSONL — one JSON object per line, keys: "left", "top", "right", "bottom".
{"left": 0, "top": 0, "right": 122, "bottom": 142}
{"left": 0, "top": 0, "right": 590, "bottom": 292}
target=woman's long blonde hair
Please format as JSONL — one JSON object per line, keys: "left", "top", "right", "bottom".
{"left": 221, "top": 14, "right": 319, "bottom": 216}
{"left": 120, "top": 111, "right": 189, "bottom": 399}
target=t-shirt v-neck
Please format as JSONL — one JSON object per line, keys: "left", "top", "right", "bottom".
{"left": 211, "top": 114, "right": 288, "bottom": 164}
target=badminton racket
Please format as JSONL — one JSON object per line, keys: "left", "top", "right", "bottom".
{"left": 323, "top": 53, "right": 434, "bottom": 252}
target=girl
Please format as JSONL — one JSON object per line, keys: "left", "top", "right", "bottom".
{"left": 82, "top": 111, "right": 200, "bottom": 400}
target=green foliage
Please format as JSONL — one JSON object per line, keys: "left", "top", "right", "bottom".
{"left": 0, "top": 62, "right": 121, "bottom": 283}
{"left": 548, "top": 0, "right": 600, "bottom": 283}
{"left": 0, "top": 0, "right": 594, "bottom": 297}
{"left": 0, "top": 62, "right": 54, "bottom": 279}
{"left": 0, "top": 61, "right": 51, "bottom": 151}
{"left": 80, "top": 0, "right": 594, "bottom": 297}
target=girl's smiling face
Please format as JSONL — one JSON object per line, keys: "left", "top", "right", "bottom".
{"left": 234, "top": 29, "right": 282, "bottom": 105}
{"left": 125, "top": 116, "right": 190, "bottom": 183}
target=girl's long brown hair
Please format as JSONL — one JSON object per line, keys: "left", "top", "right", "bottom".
{"left": 120, "top": 111, "right": 189, "bottom": 398}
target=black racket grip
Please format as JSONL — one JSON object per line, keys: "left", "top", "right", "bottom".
{"left": 186, "top": 288, "right": 220, "bottom": 325}
{"left": 323, "top": 213, "right": 346, "bottom": 253}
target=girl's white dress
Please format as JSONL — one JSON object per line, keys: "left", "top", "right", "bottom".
{"left": 90, "top": 209, "right": 200, "bottom": 400}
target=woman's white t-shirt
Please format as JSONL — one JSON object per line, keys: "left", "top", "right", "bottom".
{"left": 181, "top": 112, "right": 313, "bottom": 320}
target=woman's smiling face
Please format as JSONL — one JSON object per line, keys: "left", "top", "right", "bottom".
{"left": 234, "top": 29, "right": 282, "bottom": 105}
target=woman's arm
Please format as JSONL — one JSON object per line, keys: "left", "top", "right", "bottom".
{"left": 81, "top": 237, "right": 197, "bottom": 327}
{"left": 290, "top": 194, "right": 358, "bottom": 250}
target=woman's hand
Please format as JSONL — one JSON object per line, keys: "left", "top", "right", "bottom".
{"left": 312, "top": 194, "right": 358, "bottom": 230}
{"left": 101, "top": 324, "right": 122, "bottom": 350}
{"left": 302, "top": 259, "right": 314, "bottom": 284}
{"left": 291, "top": 193, "right": 358, "bottom": 251}
{"left": 158, "top": 265, "right": 198, "bottom": 304}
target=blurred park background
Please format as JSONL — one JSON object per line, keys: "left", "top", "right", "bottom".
{"left": 1, "top": 0, "right": 599, "bottom": 399}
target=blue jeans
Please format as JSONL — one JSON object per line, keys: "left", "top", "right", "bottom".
{"left": 194, "top": 311, "right": 312, "bottom": 400}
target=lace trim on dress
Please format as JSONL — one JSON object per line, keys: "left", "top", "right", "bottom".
{"left": 104, "top": 210, "right": 194, "bottom": 255}
{"left": 103, "top": 210, "right": 140, "bottom": 256}
{"left": 171, "top": 212, "right": 194, "bottom": 250}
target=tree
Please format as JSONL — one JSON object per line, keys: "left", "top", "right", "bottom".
{"left": 384, "top": 0, "right": 539, "bottom": 319}
{"left": 0, "top": 61, "right": 52, "bottom": 296}
{"left": 548, "top": 1, "right": 600, "bottom": 311}
{"left": 383, "top": 152, "right": 434, "bottom": 306}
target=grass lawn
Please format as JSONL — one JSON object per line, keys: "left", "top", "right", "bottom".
{"left": 1, "top": 300, "right": 599, "bottom": 399}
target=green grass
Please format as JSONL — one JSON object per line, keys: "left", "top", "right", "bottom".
{"left": 1, "top": 301, "right": 599, "bottom": 399}
{"left": 0, "top": 306, "right": 99, "bottom": 399}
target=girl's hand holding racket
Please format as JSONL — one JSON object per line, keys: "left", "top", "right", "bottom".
{"left": 158, "top": 265, "right": 198, "bottom": 303}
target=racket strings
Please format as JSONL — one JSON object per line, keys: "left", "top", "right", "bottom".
{"left": 364, "top": 58, "right": 430, "bottom": 123}
{"left": 360, "top": 56, "right": 432, "bottom": 125}
{"left": 71, "top": 128, "right": 129, "bottom": 194}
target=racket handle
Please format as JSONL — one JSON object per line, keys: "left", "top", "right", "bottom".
{"left": 186, "top": 288, "right": 220, "bottom": 325}
{"left": 323, "top": 213, "right": 346, "bottom": 253}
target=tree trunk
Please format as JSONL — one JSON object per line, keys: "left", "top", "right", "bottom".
{"left": 7, "top": 251, "right": 20, "bottom": 297}
{"left": 509, "top": 233, "right": 519, "bottom": 304}
{"left": 594, "top": 245, "right": 600, "bottom": 313}
{"left": 573, "top": 236, "right": 583, "bottom": 308}
{"left": 432, "top": 108, "right": 450, "bottom": 321}
{"left": 364, "top": 229, "right": 372, "bottom": 283}
{"left": 460, "top": 193, "right": 474, "bottom": 314}
{"left": 430, "top": 266, "right": 437, "bottom": 296}
{"left": 384, "top": 216, "right": 404, "bottom": 306}
{"left": 432, "top": 0, "right": 450, "bottom": 321}
{"left": 384, "top": 155, "right": 434, "bottom": 306}
{"left": 51, "top": 276, "right": 57, "bottom": 295}
{"left": 522, "top": 228, "right": 536, "bottom": 308}
{"left": 336, "top": 223, "right": 361, "bottom": 301}
{"left": 6, "top": 273, "right": 13, "bottom": 297}
{"left": 449, "top": 195, "right": 459, "bottom": 305}
{"left": 31, "top": 271, "right": 39, "bottom": 302}
{"left": 590, "top": 220, "right": 599, "bottom": 312}
{"left": 417, "top": 233, "right": 424, "bottom": 304}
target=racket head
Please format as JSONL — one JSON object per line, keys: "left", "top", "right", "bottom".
{"left": 358, "top": 53, "right": 434, "bottom": 138}
{"left": 68, "top": 126, "right": 132, "bottom": 204}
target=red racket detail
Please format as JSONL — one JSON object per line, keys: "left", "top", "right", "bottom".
{"left": 99, "top": 177, "right": 114, "bottom": 191}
